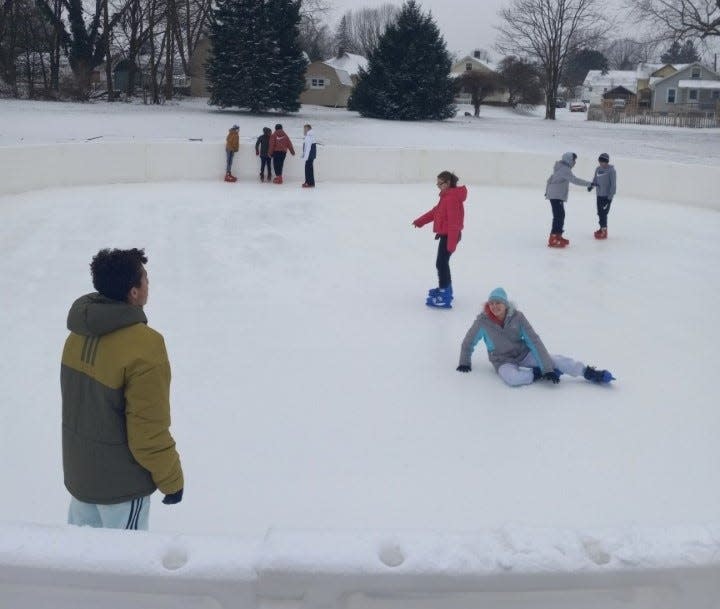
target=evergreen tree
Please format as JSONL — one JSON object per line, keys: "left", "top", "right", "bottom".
{"left": 207, "top": 0, "right": 307, "bottom": 113}
{"left": 349, "top": 0, "right": 455, "bottom": 120}
{"left": 661, "top": 40, "right": 701, "bottom": 64}
{"left": 562, "top": 49, "right": 609, "bottom": 89}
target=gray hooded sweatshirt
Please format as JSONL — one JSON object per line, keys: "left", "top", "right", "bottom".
{"left": 458, "top": 303, "right": 555, "bottom": 374}
{"left": 592, "top": 163, "right": 617, "bottom": 199}
{"left": 545, "top": 152, "right": 592, "bottom": 201}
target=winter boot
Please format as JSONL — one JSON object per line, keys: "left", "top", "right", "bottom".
{"left": 273, "top": 176, "right": 283, "bottom": 184}
{"left": 224, "top": 172, "right": 236, "bottom": 183}
{"left": 426, "top": 287, "right": 453, "bottom": 308}
{"left": 594, "top": 228, "right": 608, "bottom": 239}
{"left": 558, "top": 234, "right": 570, "bottom": 245}
{"left": 548, "top": 233, "right": 566, "bottom": 248}
{"left": 583, "top": 366, "right": 615, "bottom": 384}
{"left": 260, "top": 173, "right": 265, "bottom": 183}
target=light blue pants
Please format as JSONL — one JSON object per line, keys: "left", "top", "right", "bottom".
{"left": 68, "top": 495, "right": 151, "bottom": 530}
{"left": 498, "top": 352, "right": 585, "bottom": 387}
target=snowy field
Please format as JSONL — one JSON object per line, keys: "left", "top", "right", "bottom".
{"left": 1, "top": 100, "right": 719, "bottom": 607}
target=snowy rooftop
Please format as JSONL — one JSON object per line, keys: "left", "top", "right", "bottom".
{"left": 323, "top": 52, "right": 368, "bottom": 77}
{"left": 455, "top": 55, "right": 498, "bottom": 73}
{"left": 677, "top": 79, "right": 720, "bottom": 89}
{"left": 583, "top": 70, "right": 638, "bottom": 92}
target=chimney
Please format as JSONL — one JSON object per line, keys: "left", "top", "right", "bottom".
{"left": 473, "top": 49, "right": 481, "bottom": 59}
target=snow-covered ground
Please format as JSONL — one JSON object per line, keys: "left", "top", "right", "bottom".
{"left": 1, "top": 100, "right": 719, "bottom": 608}
{"left": 1, "top": 98, "right": 718, "bottom": 166}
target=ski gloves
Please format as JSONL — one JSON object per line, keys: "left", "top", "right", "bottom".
{"left": 163, "top": 488, "right": 184, "bottom": 505}
{"left": 533, "top": 367, "right": 561, "bottom": 384}
{"left": 456, "top": 365, "right": 471, "bottom": 372}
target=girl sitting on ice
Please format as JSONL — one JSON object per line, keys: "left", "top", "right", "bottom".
{"left": 456, "top": 287, "right": 614, "bottom": 386}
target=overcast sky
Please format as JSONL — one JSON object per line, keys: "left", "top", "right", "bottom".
{"left": 327, "top": 0, "right": 510, "bottom": 58}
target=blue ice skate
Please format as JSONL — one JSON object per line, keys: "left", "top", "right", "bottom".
{"left": 426, "top": 288, "right": 453, "bottom": 309}
{"left": 428, "top": 284, "right": 452, "bottom": 298}
{"left": 583, "top": 366, "right": 615, "bottom": 384}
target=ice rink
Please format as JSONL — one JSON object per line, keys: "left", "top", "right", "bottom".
{"left": 1, "top": 179, "right": 719, "bottom": 539}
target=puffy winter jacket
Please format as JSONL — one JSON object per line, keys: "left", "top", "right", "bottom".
{"left": 545, "top": 153, "right": 592, "bottom": 201}
{"left": 413, "top": 185, "right": 468, "bottom": 253}
{"left": 269, "top": 130, "right": 295, "bottom": 155}
{"left": 61, "top": 293, "right": 183, "bottom": 504}
{"left": 458, "top": 303, "right": 555, "bottom": 373}
{"left": 226, "top": 130, "right": 239, "bottom": 152}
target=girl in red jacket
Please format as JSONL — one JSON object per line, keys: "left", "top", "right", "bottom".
{"left": 412, "top": 171, "right": 468, "bottom": 308}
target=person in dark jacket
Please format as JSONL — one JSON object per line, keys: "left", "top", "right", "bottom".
{"left": 456, "top": 287, "right": 615, "bottom": 386}
{"left": 255, "top": 127, "right": 273, "bottom": 183}
{"left": 61, "top": 248, "right": 184, "bottom": 530}
{"left": 268, "top": 123, "right": 295, "bottom": 184}
{"left": 412, "top": 171, "right": 468, "bottom": 308}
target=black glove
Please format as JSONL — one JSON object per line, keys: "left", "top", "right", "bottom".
{"left": 456, "top": 365, "right": 471, "bottom": 373}
{"left": 587, "top": 184, "right": 594, "bottom": 192}
{"left": 542, "top": 371, "right": 561, "bottom": 384}
{"left": 162, "top": 488, "right": 183, "bottom": 504}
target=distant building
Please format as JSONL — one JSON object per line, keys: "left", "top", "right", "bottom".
{"left": 450, "top": 50, "right": 509, "bottom": 105}
{"left": 300, "top": 50, "right": 368, "bottom": 108}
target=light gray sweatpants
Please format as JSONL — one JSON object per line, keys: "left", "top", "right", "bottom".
{"left": 68, "top": 495, "right": 150, "bottom": 530}
{"left": 497, "top": 352, "right": 585, "bottom": 387}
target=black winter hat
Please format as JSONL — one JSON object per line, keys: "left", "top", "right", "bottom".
{"left": 599, "top": 153, "right": 610, "bottom": 162}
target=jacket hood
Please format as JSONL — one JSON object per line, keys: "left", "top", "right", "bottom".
{"left": 440, "top": 185, "right": 468, "bottom": 203}
{"left": 67, "top": 292, "right": 147, "bottom": 337}
{"left": 561, "top": 152, "right": 576, "bottom": 166}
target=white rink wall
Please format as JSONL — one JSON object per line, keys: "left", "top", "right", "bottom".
{"left": 2, "top": 522, "right": 720, "bottom": 609}
{"left": 1, "top": 142, "right": 719, "bottom": 210}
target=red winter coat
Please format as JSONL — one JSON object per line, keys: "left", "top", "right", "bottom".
{"left": 413, "top": 185, "right": 467, "bottom": 253}
{"left": 268, "top": 130, "right": 295, "bottom": 155}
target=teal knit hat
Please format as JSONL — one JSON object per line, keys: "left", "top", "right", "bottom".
{"left": 488, "top": 287, "right": 508, "bottom": 305}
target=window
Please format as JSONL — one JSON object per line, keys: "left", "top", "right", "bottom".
{"left": 712, "top": 90, "right": 720, "bottom": 100}
{"left": 465, "top": 63, "right": 472, "bottom": 71}
{"left": 689, "top": 89, "right": 698, "bottom": 101}
{"left": 309, "top": 78, "right": 326, "bottom": 89}
{"left": 667, "top": 88, "right": 676, "bottom": 103}
{"left": 691, "top": 68, "right": 701, "bottom": 78}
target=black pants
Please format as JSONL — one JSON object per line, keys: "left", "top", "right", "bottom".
{"left": 272, "top": 151, "right": 287, "bottom": 176}
{"left": 596, "top": 196, "right": 612, "bottom": 228}
{"left": 304, "top": 144, "right": 316, "bottom": 185}
{"left": 260, "top": 155, "right": 272, "bottom": 178}
{"left": 435, "top": 235, "right": 454, "bottom": 289}
{"left": 550, "top": 199, "right": 565, "bottom": 234}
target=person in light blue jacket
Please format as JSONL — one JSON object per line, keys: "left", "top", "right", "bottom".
{"left": 590, "top": 152, "right": 617, "bottom": 239}
{"left": 456, "top": 287, "right": 614, "bottom": 386}
{"left": 544, "top": 152, "right": 594, "bottom": 248}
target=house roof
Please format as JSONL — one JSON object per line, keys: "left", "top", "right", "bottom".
{"left": 583, "top": 70, "right": 638, "bottom": 92}
{"left": 454, "top": 55, "right": 498, "bottom": 72}
{"left": 650, "top": 63, "right": 718, "bottom": 88}
{"left": 323, "top": 53, "right": 368, "bottom": 77}
{"left": 677, "top": 79, "right": 720, "bottom": 89}
{"left": 334, "top": 68, "right": 353, "bottom": 87}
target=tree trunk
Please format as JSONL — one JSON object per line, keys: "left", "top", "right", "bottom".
{"left": 104, "top": 0, "right": 114, "bottom": 101}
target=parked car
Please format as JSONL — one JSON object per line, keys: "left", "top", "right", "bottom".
{"left": 555, "top": 97, "right": 567, "bottom": 108}
{"left": 569, "top": 101, "right": 587, "bottom": 112}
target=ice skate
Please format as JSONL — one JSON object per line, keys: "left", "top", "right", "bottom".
{"left": 548, "top": 233, "right": 566, "bottom": 248}
{"left": 224, "top": 172, "right": 237, "bottom": 183}
{"left": 260, "top": 173, "right": 265, "bottom": 183}
{"left": 583, "top": 366, "right": 615, "bottom": 384}
{"left": 594, "top": 228, "right": 608, "bottom": 239}
{"left": 428, "top": 284, "right": 452, "bottom": 298}
{"left": 426, "top": 287, "right": 453, "bottom": 309}
{"left": 558, "top": 234, "right": 570, "bottom": 245}
{"left": 273, "top": 176, "right": 283, "bottom": 184}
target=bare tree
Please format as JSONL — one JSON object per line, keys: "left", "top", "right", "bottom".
{"left": 496, "top": 0, "right": 609, "bottom": 119}
{"left": 631, "top": 0, "right": 720, "bottom": 43}
{"left": 456, "top": 70, "right": 502, "bottom": 116}
{"left": 298, "top": 12, "right": 334, "bottom": 60}
{"left": 335, "top": 4, "right": 398, "bottom": 57}
{"left": 498, "top": 55, "right": 544, "bottom": 107}
{"left": 603, "top": 37, "right": 656, "bottom": 69}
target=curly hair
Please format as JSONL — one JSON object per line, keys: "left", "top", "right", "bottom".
{"left": 90, "top": 248, "right": 148, "bottom": 302}
{"left": 437, "top": 171, "right": 459, "bottom": 188}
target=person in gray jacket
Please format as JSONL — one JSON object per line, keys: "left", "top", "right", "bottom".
{"left": 544, "top": 152, "right": 594, "bottom": 248}
{"left": 456, "top": 287, "right": 614, "bottom": 386}
{"left": 590, "top": 152, "right": 617, "bottom": 239}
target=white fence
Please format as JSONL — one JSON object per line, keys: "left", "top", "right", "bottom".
{"left": 1, "top": 142, "right": 719, "bottom": 211}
